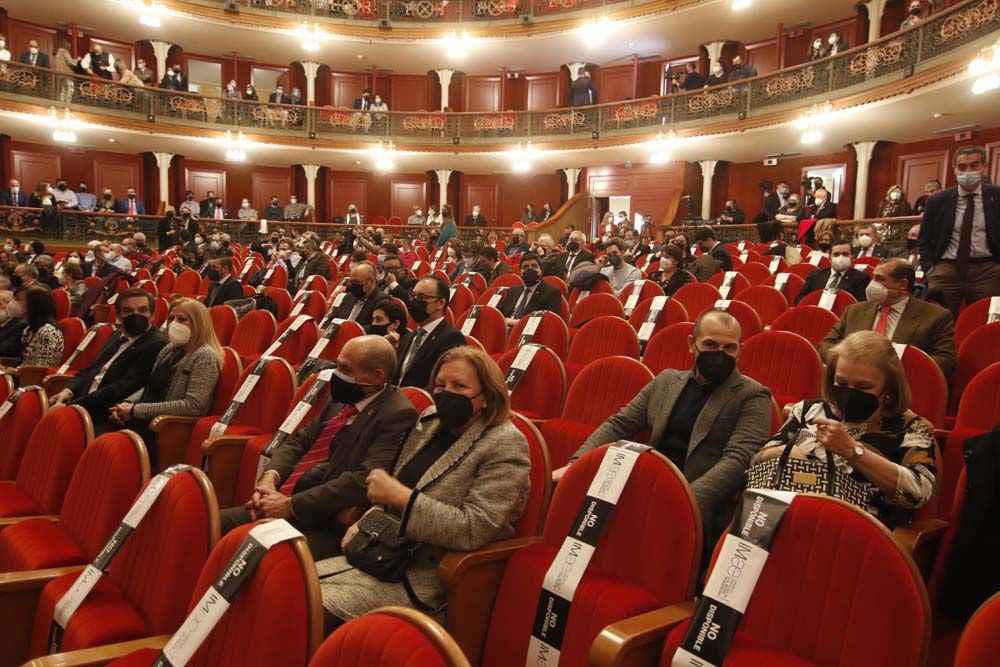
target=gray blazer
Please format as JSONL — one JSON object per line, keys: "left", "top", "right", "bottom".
{"left": 131, "top": 345, "right": 220, "bottom": 421}
{"left": 571, "top": 369, "right": 772, "bottom": 534}
{"left": 316, "top": 411, "right": 531, "bottom": 622}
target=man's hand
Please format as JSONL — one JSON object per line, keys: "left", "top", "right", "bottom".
{"left": 505, "top": 318, "right": 519, "bottom": 328}
{"left": 384, "top": 331, "right": 400, "bottom": 349}
{"left": 254, "top": 486, "right": 293, "bottom": 520}
{"left": 49, "top": 389, "right": 71, "bottom": 407}
{"left": 341, "top": 521, "right": 360, "bottom": 549}
{"left": 108, "top": 401, "right": 133, "bottom": 425}
{"left": 552, "top": 465, "right": 569, "bottom": 483}
{"left": 366, "top": 469, "right": 412, "bottom": 509}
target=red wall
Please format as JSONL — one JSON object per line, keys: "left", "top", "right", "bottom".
{"left": 5, "top": 140, "right": 145, "bottom": 202}
{"left": 326, "top": 170, "right": 433, "bottom": 223}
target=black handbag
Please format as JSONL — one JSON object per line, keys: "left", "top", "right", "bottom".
{"left": 343, "top": 509, "right": 419, "bottom": 584}
{"left": 746, "top": 440, "right": 873, "bottom": 510}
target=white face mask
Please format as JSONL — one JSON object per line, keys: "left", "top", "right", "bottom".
{"left": 660, "top": 257, "right": 676, "bottom": 269}
{"left": 168, "top": 321, "right": 192, "bottom": 346}
{"left": 67, "top": 256, "right": 81, "bottom": 265}
{"left": 830, "top": 255, "right": 852, "bottom": 272}
{"left": 829, "top": 36, "right": 837, "bottom": 45}
{"left": 858, "top": 234, "right": 873, "bottom": 248}
{"left": 890, "top": 191, "right": 901, "bottom": 201}
{"left": 865, "top": 281, "right": 889, "bottom": 305}
{"left": 242, "top": 202, "right": 249, "bottom": 209}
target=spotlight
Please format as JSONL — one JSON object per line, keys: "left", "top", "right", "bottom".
{"left": 452, "top": 137, "right": 460, "bottom": 145}
{"left": 591, "top": 131, "right": 599, "bottom": 140}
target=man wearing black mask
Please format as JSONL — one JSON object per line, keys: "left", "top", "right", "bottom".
{"left": 380, "top": 255, "right": 416, "bottom": 305}
{"left": 559, "top": 230, "right": 595, "bottom": 274}
{"left": 556, "top": 310, "right": 772, "bottom": 543}
{"left": 264, "top": 196, "right": 285, "bottom": 221}
{"left": 205, "top": 257, "right": 243, "bottom": 307}
{"left": 49, "top": 289, "right": 167, "bottom": 431}
{"left": 889, "top": 224, "right": 923, "bottom": 269}
{"left": 332, "top": 263, "right": 385, "bottom": 326}
{"left": 220, "top": 335, "right": 418, "bottom": 559}
{"left": 497, "top": 252, "right": 563, "bottom": 326}
{"left": 392, "top": 276, "right": 465, "bottom": 388}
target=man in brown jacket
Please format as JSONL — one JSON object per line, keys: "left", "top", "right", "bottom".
{"left": 220, "top": 336, "right": 419, "bottom": 558}
{"left": 819, "top": 258, "right": 957, "bottom": 376}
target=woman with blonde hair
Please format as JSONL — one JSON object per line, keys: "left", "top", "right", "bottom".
{"left": 753, "top": 330, "right": 936, "bottom": 527}
{"left": 318, "top": 346, "right": 530, "bottom": 625}
{"left": 878, "top": 184, "right": 913, "bottom": 218}
{"left": 600, "top": 210, "right": 617, "bottom": 241}
{"left": 109, "top": 298, "right": 224, "bottom": 465}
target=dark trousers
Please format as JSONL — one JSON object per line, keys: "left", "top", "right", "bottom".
{"left": 220, "top": 506, "right": 345, "bottom": 561}
{"left": 929, "top": 260, "right": 1000, "bottom": 316}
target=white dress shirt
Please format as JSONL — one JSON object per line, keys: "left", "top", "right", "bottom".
{"left": 945, "top": 184, "right": 991, "bottom": 259}
{"left": 88, "top": 334, "right": 139, "bottom": 394}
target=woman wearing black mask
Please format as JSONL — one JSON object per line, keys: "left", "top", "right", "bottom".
{"left": 318, "top": 346, "right": 530, "bottom": 623}
{"left": 753, "top": 331, "right": 936, "bottom": 527}
{"left": 365, "top": 298, "right": 408, "bottom": 339}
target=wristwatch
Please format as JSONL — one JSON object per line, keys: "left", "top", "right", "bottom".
{"left": 850, "top": 443, "right": 865, "bottom": 462}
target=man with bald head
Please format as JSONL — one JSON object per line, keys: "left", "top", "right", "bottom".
{"left": 557, "top": 310, "right": 773, "bottom": 541}
{"left": 332, "top": 261, "right": 386, "bottom": 327}
{"left": 220, "top": 335, "right": 418, "bottom": 558}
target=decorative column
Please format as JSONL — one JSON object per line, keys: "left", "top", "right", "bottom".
{"left": 852, "top": 141, "right": 877, "bottom": 219}
{"left": 698, "top": 159, "right": 718, "bottom": 220}
{"left": 565, "top": 62, "right": 588, "bottom": 81}
{"left": 863, "top": 0, "right": 887, "bottom": 43}
{"left": 301, "top": 165, "right": 321, "bottom": 215}
{"left": 150, "top": 40, "right": 173, "bottom": 81}
{"left": 153, "top": 152, "right": 173, "bottom": 209}
{"left": 434, "top": 169, "right": 452, "bottom": 209}
{"left": 561, "top": 167, "right": 581, "bottom": 199}
{"left": 703, "top": 41, "right": 727, "bottom": 72}
{"left": 301, "top": 61, "right": 321, "bottom": 105}
{"left": 435, "top": 69, "right": 454, "bottom": 111}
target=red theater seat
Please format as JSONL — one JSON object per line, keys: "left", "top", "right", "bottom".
{"left": 953, "top": 591, "right": 1000, "bottom": 667}
{"left": 504, "top": 311, "right": 569, "bottom": 359}
{"left": 736, "top": 285, "right": 790, "bottom": 329}
{"left": 948, "top": 323, "right": 1000, "bottom": 425}
{"left": 402, "top": 386, "right": 434, "bottom": 415}
{"left": 798, "top": 287, "right": 857, "bottom": 316}
{"left": 209, "top": 305, "right": 239, "bottom": 346}
{"left": 619, "top": 280, "right": 665, "bottom": 318}
{"left": 229, "top": 310, "right": 277, "bottom": 364}
{"left": 496, "top": 345, "right": 567, "bottom": 422}
{"left": 642, "top": 322, "right": 696, "bottom": 375}
{"left": 712, "top": 298, "right": 763, "bottom": 340}
{"left": 0, "top": 386, "right": 48, "bottom": 480}
{"left": 246, "top": 316, "right": 319, "bottom": 367}
{"left": 896, "top": 344, "right": 948, "bottom": 429}
{"left": 290, "top": 290, "right": 329, "bottom": 319}
{"left": 263, "top": 287, "right": 293, "bottom": 321}
{"left": 737, "top": 331, "right": 822, "bottom": 408}
{"left": 954, "top": 296, "right": 996, "bottom": 347}
{"left": 565, "top": 316, "right": 640, "bottom": 384}
{"left": 456, "top": 305, "right": 507, "bottom": 356}
{"left": 568, "top": 279, "right": 615, "bottom": 310}
{"left": 707, "top": 270, "right": 751, "bottom": 299}
{"left": 509, "top": 413, "right": 552, "bottom": 538}
{"left": 672, "top": 282, "right": 721, "bottom": 320}
{"left": 771, "top": 305, "right": 840, "bottom": 347}
{"left": 569, "top": 292, "right": 625, "bottom": 330}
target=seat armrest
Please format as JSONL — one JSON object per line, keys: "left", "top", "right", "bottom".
{"left": 894, "top": 518, "right": 949, "bottom": 578}
{"left": 201, "top": 434, "right": 254, "bottom": 508}
{"left": 933, "top": 429, "right": 949, "bottom": 448}
{"left": 439, "top": 536, "right": 540, "bottom": 666}
{"left": 0, "top": 515, "right": 58, "bottom": 533}
{"left": 149, "top": 415, "right": 200, "bottom": 472}
{"left": 16, "top": 365, "right": 48, "bottom": 387}
{"left": 42, "top": 374, "right": 75, "bottom": 396}
{"left": 22, "top": 634, "right": 173, "bottom": 667}
{"left": 0, "top": 566, "right": 86, "bottom": 667}
{"left": 590, "top": 600, "right": 698, "bottom": 667}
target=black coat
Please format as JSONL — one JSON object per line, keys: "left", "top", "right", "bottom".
{"left": 569, "top": 77, "right": 598, "bottom": 106}
{"left": 332, "top": 288, "right": 387, "bottom": 327}
{"left": 794, "top": 266, "right": 871, "bottom": 304}
{"left": 205, "top": 277, "right": 244, "bottom": 308}
{"left": 496, "top": 280, "right": 563, "bottom": 319}
{"left": 0, "top": 318, "right": 28, "bottom": 358}
{"left": 918, "top": 185, "right": 1000, "bottom": 273}
{"left": 708, "top": 243, "right": 733, "bottom": 271}
{"left": 19, "top": 51, "right": 50, "bottom": 68}
{"left": 393, "top": 319, "right": 465, "bottom": 389}
{"left": 559, "top": 250, "right": 596, "bottom": 274}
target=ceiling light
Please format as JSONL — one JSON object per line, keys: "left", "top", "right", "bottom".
{"left": 375, "top": 157, "right": 395, "bottom": 172}
{"left": 969, "top": 38, "right": 1000, "bottom": 94}
{"left": 646, "top": 129, "right": 675, "bottom": 164}
{"left": 372, "top": 141, "right": 397, "bottom": 171}
{"left": 298, "top": 23, "right": 323, "bottom": 52}
{"left": 796, "top": 101, "right": 832, "bottom": 144}
{"left": 108, "top": 138, "right": 117, "bottom": 143}
{"left": 134, "top": 0, "right": 163, "bottom": 26}
{"left": 579, "top": 16, "right": 614, "bottom": 44}
{"left": 53, "top": 129, "right": 77, "bottom": 143}
{"left": 225, "top": 149, "right": 247, "bottom": 161}
{"left": 731, "top": 0, "right": 751, "bottom": 10}
{"left": 509, "top": 142, "right": 537, "bottom": 172}
{"left": 139, "top": 14, "right": 160, "bottom": 27}
{"left": 800, "top": 129, "right": 822, "bottom": 144}
{"left": 442, "top": 31, "right": 472, "bottom": 59}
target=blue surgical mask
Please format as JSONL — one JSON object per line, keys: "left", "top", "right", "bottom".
{"left": 956, "top": 171, "right": 982, "bottom": 189}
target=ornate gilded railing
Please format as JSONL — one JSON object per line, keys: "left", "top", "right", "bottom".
{"left": 0, "top": 0, "right": 996, "bottom": 145}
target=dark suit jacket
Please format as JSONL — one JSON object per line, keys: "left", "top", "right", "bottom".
{"left": 811, "top": 201, "right": 837, "bottom": 220}
{"left": 709, "top": 243, "right": 733, "bottom": 271}
{"left": 384, "top": 278, "right": 416, "bottom": 305}
{"left": 559, "top": 250, "right": 596, "bottom": 274}
{"left": 290, "top": 252, "right": 331, "bottom": 291}
{"left": 496, "top": 281, "right": 562, "bottom": 319}
{"left": 763, "top": 192, "right": 782, "bottom": 218}
{"left": 352, "top": 98, "right": 372, "bottom": 110}
{"left": 918, "top": 185, "right": 1000, "bottom": 272}
{"left": 269, "top": 93, "right": 291, "bottom": 105}
{"left": 571, "top": 369, "right": 772, "bottom": 537}
{"left": 265, "top": 388, "right": 419, "bottom": 527}
{"left": 115, "top": 198, "right": 146, "bottom": 215}
{"left": 333, "top": 288, "right": 386, "bottom": 327}
{"left": 0, "top": 318, "right": 28, "bottom": 358}
{"left": 818, "top": 297, "right": 957, "bottom": 376}
{"left": 488, "top": 261, "right": 513, "bottom": 284}
{"left": 0, "top": 190, "right": 28, "bottom": 207}
{"left": 394, "top": 319, "right": 466, "bottom": 389}
{"left": 794, "top": 266, "right": 871, "bottom": 304}
{"left": 67, "top": 327, "right": 168, "bottom": 416}
{"left": 205, "top": 277, "right": 244, "bottom": 308}
{"left": 19, "top": 51, "right": 50, "bottom": 68}
{"left": 464, "top": 214, "right": 487, "bottom": 227}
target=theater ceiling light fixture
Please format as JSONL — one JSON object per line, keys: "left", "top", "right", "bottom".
{"left": 969, "top": 38, "right": 1000, "bottom": 94}
{"left": 442, "top": 31, "right": 473, "bottom": 59}
{"left": 298, "top": 23, "right": 323, "bottom": 52}
{"left": 509, "top": 142, "right": 537, "bottom": 172}
{"left": 47, "top": 107, "right": 80, "bottom": 143}
{"left": 579, "top": 16, "right": 614, "bottom": 44}
{"left": 795, "top": 101, "right": 832, "bottom": 144}
{"left": 221, "top": 130, "right": 251, "bottom": 160}
{"left": 372, "top": 141, "right": 397, "bottom": 171}
{"left": 128, "top": 0, "right": 163, "bottom": 26}
{"left": 647, "top": 129, "right": 676, "bottom": 164}
{"left": 731, "top": 0, "right": 751, "bottom": 10}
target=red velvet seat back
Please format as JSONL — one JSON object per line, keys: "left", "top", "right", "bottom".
{"left": 312, "top": 609, "right": 461, "bottom": 667}
{"left": 402, "top": 386, "right": 434, "bottom": 415}
{"left": 566, "top": 316, "right": 640, "bottom": 382}
{"left": 642, "top": 322, "right": 696, "bottom": 375}
{"left": 209, "top": 305, "right": 238, "bottom": 346}
{"left": 263, "top": 287, "right": 293, "bottom": 321}
{"left": 954, "top": 296, "right": 993, "bottom": 347}
{"left": 299, "top": 274, "right": 330, "bottom": 296}
{"left": 627, "top": 297, "right": 690, "bottom": 340}
{"left": 568, "top": 279, "right": 615, "bottom": 310}
{"left": 152, "top": 298, "right": 169, "bottom": 329}
{"left": 505, "top": 311, "right": 569, "bottom": 359}
{"left": 568, "top": 292, "right": 623, "bottom": 329}
{"left": 482, "top": 447, "right": 700, "bottom": 667}
{"left": 173, "top": 269, "right": 202, "bottom": 297}
{"left": 456, "top": 305, "right": 507, "bottom": 356}
{"left": 315, "top": 319, "right": 365, "bottom": 363}
{"left": 510, "top": 413, "right": 552, "bottom": 537}
{"left": 14, "top": 405, "right": 92, "bottom": 514}
{"left": 210, "top": 348, "right": 243, "bottom": 414}
{"left": 230, "top": 310, "right": 277, "bottom": 359}
{"left": 770, "top": 305, "right": 840, "bottom": 347}
{"left": 291, "top": 291, "right": 328, "bottom": 319}
{"left": 52, "top": 289, "right": 71, "bottom": 320}
{"left": 154, "top": 269, "right": 175, "bottom": 295}
{"left": 449, "top": 284, "right": 475, "bottom": 321}
{"left": 561, "top": 356, "right": 652, "bottom": 425}
{"left": 672, "top": 282, "right": 722, "bottom": 321}
{"left": 265, "top": 264, "right": 288, "bottom": 289}
{"left": 0, "top": 386, "right": 48, "bottom": 480}
{"left": 735, "top": 285, "right": 790, "bottom": 328}
{"left": 955, "top": 592, "right": 1000, "bottom": 667}
{"left": 707, "top": 271, "right": 751, "bottom": 299}
{"left": 490, "top": 273, "right": 523, "bottom": 289}
{"left": 898, "top": 345, "right": 947, "bottom": 429}
{"left": 61, "top": 432, "right": 148, "bottom": 561}
{"left": 737, "top": 331, "right": 822, "bottom": 407}
{"left": 268, "top": 317, "right": 319, "bottom": 365}
{"left": 619, "top": 280, "right": 665, "bottom": 311}
{"left": 761, "top": 271, "right": 806, "bottom": 304}
{"left": 57, "top": 317, "right": 85, "bottom": 359}
{"left": 949, "top": 323, "right": 1000, "bottom": 416}
{"left": 797, "top": 288, "right": 857, "bottom": 316}
{"left": 71, "top": 323, "right": 117, "bottom": 372}
{"left": 738, "top": 262, "right": 774, "bottom": 285}
{"left": 497, "top": 346, "right": 567, "bottom": 421}
{"left": 713, "top": 299, "right": 763, "bottom": 340}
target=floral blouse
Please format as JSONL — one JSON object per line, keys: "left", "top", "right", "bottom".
{"left": 21, "top": 323, "right": 64, "bottom": 367}
{"left": 756, "top": 399, "right": 937, "bottom": 527}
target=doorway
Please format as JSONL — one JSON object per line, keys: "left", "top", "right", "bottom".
{"left": 186, "top": 59, "right": 222, "bottom": 97}
{"left": 801, "top": 163, "right": 847, "bottom": 203}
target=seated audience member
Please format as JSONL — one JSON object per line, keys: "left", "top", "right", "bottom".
{"left": 465, "top": 205, "right": 487, "bottom": 228}
{"left": 263, "top": 196, "right": 284, "bottom": 220}
{"left": 795, "top": 240, "right": 872, "bottom": 304}
{"left": 819, "top": 259, "right": 956, "bottom": 376}
{"left": 706, "top": 62, "right": 728, "bottom": 86}
{"left": 116, "top": 186, "right": 145, "bottom": 216}
{"left": 13, "top": 263, "right": 40, "bottom": 291}
{"left": 60, "top": 263, "right": 87, "bottom": 310}
{"left": 290, "top": 240, "right": 331, "bottom": 291}
{"left": 114, "top": 60, "right": 144, "bottom": 87}
{"left": 49, "top": 289, "right": 167, "bottom": 428}
{"left": 727, "top": 55, "right": 758, "bottom": 82}
{"left": 537, "top": 203, "right": 554, "bottom": 222}
{"left": 105, "top": 244, "right": 133, "bottom": 273}
{"left": 204, "top": 257, "right": 244, "bottom": 308}
{"left": 224, "top": 336, "right": 418, "bottom": 559}
{"left": 505, "top": 228, "right": 530, "bottom": 257}
{"left": 598, "top": 239, "right": 642, "bottom": 295}
{"left": 694, "top": 225, "right": 734, "bottom": 272}
{"left": 19, "top": 39, "right": 50, "bottom": 67}
{"left": 108, "top": 299, "right": 222, "bottom": 459}
{"left": 481, "top": 247, "right": 511, "bottom": 284}
{"left": 560, "top": 230, "right": 595, "bottom": 275}
{"left": 392, "top": 276, "right": 465, "bottom": 388}
{"left": 452, "top": 241, "right": 490, "bottom": 282}
{"left": 521, "top": 204, "right": 536, "bottom": 225}
{"left": 284, "top": 196, "right": 309, "bottom": 222}
{"left": 1, "top": 179, "right": 27, "bottom": 207}
{"left": 33, "top": 255, "right": 59, "bottom": 289}
{"left": 332, "top": 263, "right": 386, "bottom": 327}
{"left": 878, "top": 184, "right": 913, "bottom": 218}
{"left": 367, "top": 299, "right": 408, "bottom": 337}
{"left": 556, "top": 310, "right": 772, "bottom": 539}
{"left": 497, "top": 252, "right": 562, "bottom": 326}
{"left": 380, "top": 255, "right": 416, "bottom": 305}
{"left": 237, "top": 198, "right": 258, "bottom": 222}
{"left": 133, "top": 232, "right": 151, "bottom": 257}
{"left": 407, "top": 206, "right": 425, "bottom": 226}
{"left": 557, "top": 224, "right": 575, "bottom": 247}
{"left": 811, "top": 187, "right": 837, "bottom": 221}
{"left": 890, "top": 224, "right": 923, "bottom": 268}
{"left": 76, "top": 182, "right": 96, "bottom": 211}
{"left": 650, "top": 243, "right": 695, "bottom": 296}
{"left": 854, "top": 224, "right": 887, "bottom": 258}
{"left": 774, "top": 193, "right": 806, "bottom": 230}
{"left": 52, "top": 179, "right": 78, "bottom": 209}
{"left": 0, "top": 290, "right": 26, "bottom": 358}
{"left": 718, "top": 199, "right": 745, "bottom": 225}
{"left": 755, "top": 330, "right": 936, "bottom": 527}
{"left": 317, "top": 346, "right": 530, "bottom": 622}
{"left": 397, "top": 237, "right": 419, "bottom": 268}
{"left": 912, "top": 179, "right": 940, "bottom": 216}
{"left": 0, "top": 287, "right": 62, "bottom": 371}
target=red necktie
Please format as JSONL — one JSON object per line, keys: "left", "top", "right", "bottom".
{"left": 279, "top": 404, "right": 359, "bottom": 495}
{"left": 129, "top": 199, "right": 136, "bottom": 215}
{"left": 873, "top": 305, "right": 892, "bottom": 335}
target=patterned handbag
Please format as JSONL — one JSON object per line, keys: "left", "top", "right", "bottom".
{"left": 747, "top": 441, "right": 872, "bottom": 510}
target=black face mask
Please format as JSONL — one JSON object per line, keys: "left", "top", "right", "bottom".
{"left": 79, "top": 186, "right": 87, "bottom": 192}
{"left": 906, "top": 238, "right": 919, "bottom": 250}
{"left": 818, "top": 242, "right": 832, "bottom": 253}
{"left": 695, "top": 348, "right": 736, "bottom": 385}
{"left": 10, "top": 275, "right": 22, "bottom": 289}
{"left": 57, "top": 184, "right": 67, "bottom": 191}
{"left": 348, "top": 283, "right": 367, "bottom": 300}
{"left": 608, "top": 254, "right": 622, "bottom": 268}
{"left": 329, "top": 369, "right": 367, "bottom": 405}
{"left": 122, "top": 313, "right": 150, "bottom": 337}
{"left": 909, "top": 6, "right": 921, "bottom": 14}
{"left": 434, "top": 390, "right": 480, "bottom": 430}
{"left": 410, "top": 299, "right": 433, "bottom": 323}
{"left": 128, "top": 193, "right": 136, "bottom": 199}
{"left": 521, "top": 268, "right": 540, "bottom": 286}
{"left": 566, "top": 240, "right": 580, "bottom": 253}
{"left": 365, "top": 323, "right": 389, "bottom": 336}
{"left": 830, "top": 385, "right": 882, "bottom": 423}
{"left": 372, "top": 234, "right": 383, "bottom": 246}
{"left": 206, "top": 267, "right": 221, "bottom": 281}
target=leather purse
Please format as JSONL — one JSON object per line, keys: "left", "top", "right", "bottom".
{"left": 747, "top": 441, "right": 872, "bottom": 510}
{"left": 343, "top": 509, "right": 419, "bottom": 584}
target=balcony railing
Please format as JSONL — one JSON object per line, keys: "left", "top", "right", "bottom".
{"left": 0, "top": 0, "right": 996, "bottom": 146}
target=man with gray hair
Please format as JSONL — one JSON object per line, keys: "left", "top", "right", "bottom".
{"left": 331, "top": 262, "right": 386, "bottom": 327}
{"left": 556, "top": 309, "right": 773, "bottom": 542}
{"left": 220, "top": 335, "right": 419, "bottom": 559}
{"left": 32, "top": 255, "right": 59, "bottom": 289}
{"left": 0, "top": 290, "right": 27, "bottom": 358}
{"left": 290, "top": 238, "right": 331, "bottom": 291}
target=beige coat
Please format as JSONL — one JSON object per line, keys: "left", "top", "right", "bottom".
{"left": 316, "top": 411, "right": 531, "bottom": 622}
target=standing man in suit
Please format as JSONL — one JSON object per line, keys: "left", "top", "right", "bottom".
{"left": 291, "top": 240, "right": 331, "bottom": 292}
{"left": 204, "top": 257, "right": 243, "bottom": 308}
{"left": 465, "top": 205, "right": 487, "bottom": 228}
{"left": 0, "top": 179, "right": 27, "bottom": 207}
{"left": 795, "top": 240, "right": 871, "bottom": 304}
{"left": 392, "top": 276, "right": 465, "bottom": 389}
{"left": 560, "top": 230, "right": 596, "bottom": 275}
{"left": 80, "top": 43, "right": 113, "bottom": 79}
{"left": 569, "top": 68, "right": 597, "bottom": 106}
{"left": 115, "top": 186, "right": 146, "bottom": 216}
{"left": 19, "top": 40, "right": 50, "bottom": 68}
{"left": 854, "top": 224, "right": 887, "bottom": 259}
{"left": 819, "top": 259, "right": 957, "bottom": 376}
{"left": 333, "top": 263, "right": 385, "bottom": 327}
{"left": 497, "top": 253, "right": 562, "bottom": 326}
{"left": 556, "top": 310, "right": 773, "bottom": 542}
{"left": 693, "top": 225, "right": 733, "bottom": 271}
{"left": 221, "top": 336, "right": 418, "bottom": 559}
{"left": 919, "top": 144, "right": 1000, "bottom": 315}
{"left": 48, "top": 289, "right": 168, "bottom": 429}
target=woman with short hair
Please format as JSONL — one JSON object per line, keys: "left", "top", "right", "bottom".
{"left": 2, "top": 286, "right": 63, "bottom": 371}
{"left": 878, "top": 184, "right": 913, "bottom": 218}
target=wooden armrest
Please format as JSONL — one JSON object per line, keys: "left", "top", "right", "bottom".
{"left": 0, "top": 514, "right": 58, "bottom": 533}
{"left": 933, "top": 429, "right": 949, "bottom": 448}
{"left": 590, "top": 600, "right": 698, "bottom": 667}
{"left": 894, "top": 518, "right": 949, "bottom": 579}
{"left": 16, "top": 365, "right": 49, "bottom": 387}
{"left": 42, "top": 374, "right": 75, "bottom": 396}
{"left": 148, "top": 415, "right": 200, "bottom": 472}
{"left": 22, "top": 634, "right": 173, "bottom": 667}
{"left": 0, "top": 566, "right": 86, "bottom": 667}
{"left": 439, "top": 536, "right": 540, "bottom": 666}
{"left": 201, "top": 434, "right": 255, "bottom": 508}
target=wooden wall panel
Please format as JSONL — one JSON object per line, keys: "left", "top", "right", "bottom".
{"left": 525, "top": 73, "right": 561, "bottom": 111}
{"left": 464, "top": 77, "right": 501, "bottom": 113}
{"left": 93, "top": 156, "right": 141, "bottom": 199}
{"left": 458, "top": 173, "right": 562, "bottom": 225}
{"left": 598, "top": 65, "right": 634, "bottom": 103}
{"left": 988, "top": 141, "right": 1000, "bottom": 185}
{"left": 389, "top": 75, "right": 430, "bottom": 112}
{"left": 390, "top": 179, "right": 428, "bottom": 219}
{"left": 331, "top": 72, "right": 367, "bottom": 108}
{"left": 251, "top": 168, "right": 292, "bottom": 214}
{"left": 329, "top": 176, "right": 368, "bottom": 222}
{"left": 585, "top": 163, "right": 686, "bottom": 231}
{"left": 463, "top": 183, "right": 499, "bottom": 223}
{"left": 184, "top": 166, "right": 227, "bottom": 203}
{"left": 11, "top": 149, "right": 60, "bottom": 192}
{"left": 744, "top": 39, "right": 778, "bottom": 76}
{"left": 6, "top": 19, "right": 57, "bottom": 62}
{"left": 897, "top": 150, "right": 948, "bottom": 207}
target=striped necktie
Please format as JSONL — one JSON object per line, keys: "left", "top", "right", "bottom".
{"left": 279, "top": 404, "right": 359, "bottom": 495}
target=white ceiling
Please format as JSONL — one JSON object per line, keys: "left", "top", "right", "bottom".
{"left": 4, "top": 0, "right": 860, "bottom": 75}
{"left": 3, "top": 65, "right": 996, "bottom": 174}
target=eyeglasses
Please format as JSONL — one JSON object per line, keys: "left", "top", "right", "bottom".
{"left": 411, "top": 294, "right": 441, "bottom": 303}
